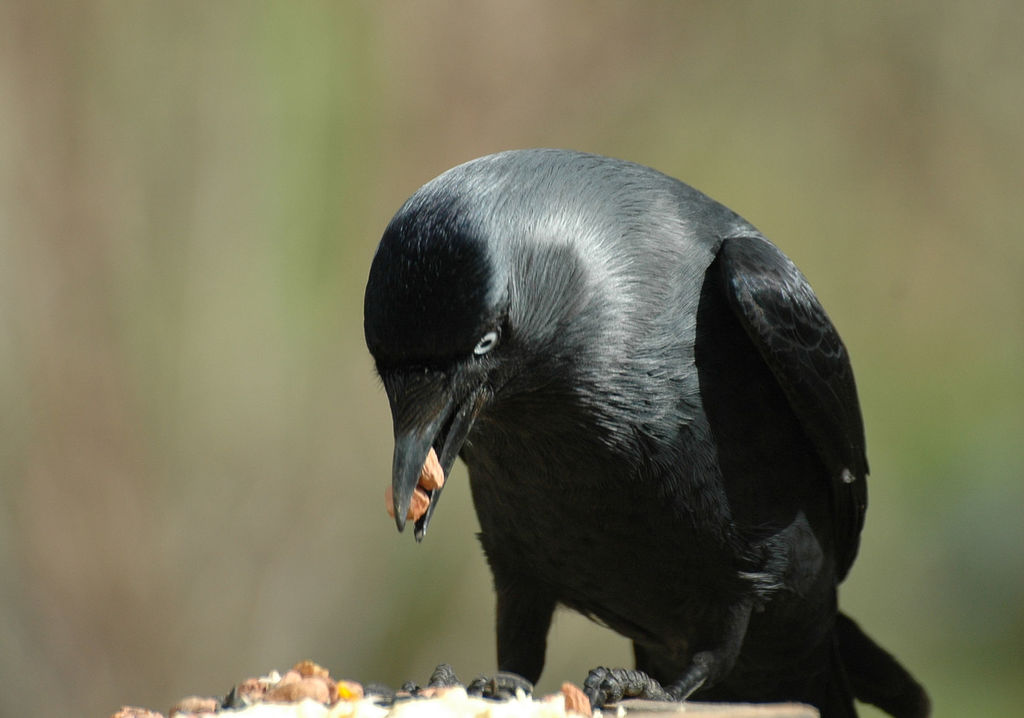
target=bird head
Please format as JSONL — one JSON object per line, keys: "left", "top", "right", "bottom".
{"left": 364, "top": 150, "right": 674, "bottom": 541}
{"left": 364, "top": 168, "right": 516, "bottom": 540}
{"left": 364, "top": 152, "right": 610, "bottom": 540}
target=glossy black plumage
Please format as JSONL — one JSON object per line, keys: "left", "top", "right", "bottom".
{"left": 363, "top": 150, "right": 928, "bottom": 718}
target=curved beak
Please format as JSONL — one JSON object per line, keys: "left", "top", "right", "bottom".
{"left": 385, "top": 370, "right": 490, "bottom": 541}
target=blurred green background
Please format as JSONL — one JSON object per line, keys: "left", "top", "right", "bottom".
{"left": 1, "top": 2, "right": 1021, "bottom": 716}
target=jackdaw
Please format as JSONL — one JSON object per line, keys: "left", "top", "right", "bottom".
{"left": 363, "top": 149, "right": 928, "bottom": 718}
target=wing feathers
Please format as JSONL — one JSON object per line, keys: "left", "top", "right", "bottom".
{"left": 719, "top": 236, "right": 868, "bottom": 579}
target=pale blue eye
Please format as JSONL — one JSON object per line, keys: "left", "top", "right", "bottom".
{"left": 474, "top": 330, "right": 499, "bottom": 356}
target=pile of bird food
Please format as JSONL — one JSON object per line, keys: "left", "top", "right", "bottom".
{"left": 110, "top": 660, "right": 595, "bottom": 718}
{"left": 110, "top": 660, "right": 820, "bottom": 718}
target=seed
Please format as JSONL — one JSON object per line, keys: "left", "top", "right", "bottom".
{"left": 385, "top": 485, "right": 430, "bottom": 521}
{"left": 418, "top": 448, "right": 445, "bottom": 490}
{"left": 169, "top": 696, "right": 219, "bottom": 716}
{"left": 561, "top": 683, "right": 592, "bottom": 717}
{"left": 265, "top": 677, "right": 331, "bottom": 704}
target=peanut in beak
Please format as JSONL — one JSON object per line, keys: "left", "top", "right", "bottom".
{"left": 384, "top": 447, "right": 445, "bottom": 521}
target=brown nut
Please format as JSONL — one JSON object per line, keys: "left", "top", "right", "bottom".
{"left": 265, "top": 676, "right": 331, "bottom": 704}
{"left": 384, "top": 485, "right": 431, "bottom": 521}
{"left": 293, "top": 659, "right": 331, "bottom": 680}
{"left": 111, "top": 708, "right": 164, "bottom": 718}
{"left": 277, "top": 670, "right": 302, "bottom": 686}
{"left": 232, "top": 677, "right": 268, "bottom": 705}
{"left": 169, "top": 696, "right": 219, "bottom": 716}
{"left": 561, "top": 682, "right": 592, "bottom": 717}
{"left": 418, "top": 685, "right": 464, "bottom": 700}
{"left": 384, "top": 449, "right": 444, "bottom": 522}
{"left": 418, "top": 447, "right": 445, "bottom": 490}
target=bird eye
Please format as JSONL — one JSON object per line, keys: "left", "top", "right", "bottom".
{"left": 473, "top": 330, "right": 499, "bottom": 356}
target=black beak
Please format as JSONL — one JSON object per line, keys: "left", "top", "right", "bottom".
{"left": 386, "top": 370, "right": 490, "bottom": 541}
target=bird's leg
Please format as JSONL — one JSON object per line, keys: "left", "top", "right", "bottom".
{"left": 669, "top": 600, "right": 753, "bottom": 697}
{"left": 585, "top": 600, "right": 753, "bottom": 707}
{"left": 493, "top": 575, "right": 556, "bottom": 684}
{"left": 467, "top": 569, "right": 555, "bottom": 699}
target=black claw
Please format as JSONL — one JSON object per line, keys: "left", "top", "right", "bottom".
{"left": 583, "top": 667, "right": 673, "bottom": 707}
{"left": 582, "top": 667, "right": 612, "bottom": 706}
{"left": 400, "top": 680, "right": 421, "bottom": 694}
{"left": 467, "top": 672, "right": 534, "bottom": 700}
{"left": 427, "top": 664, "right": 462, "bottom": 688}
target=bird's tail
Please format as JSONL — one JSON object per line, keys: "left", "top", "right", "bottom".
{"left": 835, "top": 612, "right": 930, "bottom": 718}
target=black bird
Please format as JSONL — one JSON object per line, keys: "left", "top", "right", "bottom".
{"left": 363, "top": 149, "right": 928, "bottom": 718}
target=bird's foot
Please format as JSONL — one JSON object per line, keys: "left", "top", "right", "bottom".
{"left": 583, "top": 667, "right": 676, "bottom": 707}
{"left": 379, "top": 664, "right": 464, "bottom": 703}
{"left": 426, "top": 663, "right": 462, "bottom": 689}
{"left": 466, "top": 672, "right": 534, "bottom": 700}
